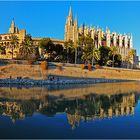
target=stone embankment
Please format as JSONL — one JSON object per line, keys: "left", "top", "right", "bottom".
{"left": 0, "top": 77, "right": 130, "bottom": 86}
{"left": 0, "top": 61, "right": 140, "bottom": 81}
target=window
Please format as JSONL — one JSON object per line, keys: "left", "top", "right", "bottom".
{"left": 4, "top": 36, "right": 7, "bottom": 40}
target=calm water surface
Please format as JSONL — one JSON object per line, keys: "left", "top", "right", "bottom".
{"left": 0, "top": 82, "right": 140, "bottom": 138}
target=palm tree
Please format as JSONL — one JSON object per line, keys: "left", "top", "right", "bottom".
{"left": 0, "top": 43, "right": 5, "bottom": 55}
{"left": 109, "top": 46, "right": 118, "bottom": 67}
{"left": 92, "top": 48, "right": 101, "bottom": 65}
{"left": 20, "top": 34, "right": 34, "bottom": 60}
{"left": 126, "top": 49, "right": 136, "bottom": 69}
{"left": 78, "top": 34, "right": 94, "bottom": 64}
{"left": 74, "top": 43, "right": 78, "bottom": 64}
{"left": 77, "top": 33, "right": 86, "bottom": 48}
{"left": 129, "top": 49, "right": 136, "bottom": 58}
{"left": 81, "top": 49, "right": 91, "bottom": 64}
{"left": 10, "top": 34, "right": 19, "bottom": 59}
{"left": 64, "top": 40, "right": 74, "bottom": 63}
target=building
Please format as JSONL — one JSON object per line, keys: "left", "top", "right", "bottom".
{"left": 64, "top": 6, "right": 78, "bottom": 46}
{"left": 32, "top": 38, "right": 64, "bottom": 47}
{"left": 64, "top": 7, "right": 139, "bottom": 67}
{"left": 0, "top": 19, "right": 26, "bottom": 59}
{"left": 0, "top": 8, "right": 139, "bottom": 67}
{"left": 0, "top": 20, "right": 64, "bottom": 59}
{"left": 133, "top": 50, "right": 139, "bottom": 68}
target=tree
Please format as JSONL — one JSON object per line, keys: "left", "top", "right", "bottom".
{"left": 19, "top": 34, "right": 38, "bottom": 60}
{"left": 39, "top": 38, "right": 55, "bottom": 60}
{"left": 39, "top": 38, "right": 54, "bottom": 52}
{"left": 114, "top": 54, "right": 122, "bottom": 67}
{"left": 82, "top": 45, "right": 92, "bottom": 64}
{"left": 53, "top": 44, "right": 66, "bottom": 62}
{"left": 64, "top": 40, "right": 75, "bottom": 63}
{"left": 10, "top": 34, "right": 19, "bottom": 59}
{"left": 98, "top": 46, "right": 110, "bottom": 66}
{"left": 0, "top": 44, "right": 6, "bottom": 55}
{"left": 125, "top": 49, "right": 136, "bottom": 69}
{"left": 109, "top": 46, "right": 118, "bottom": 67}
{"left": 77, "top": 34, "right": 86, "bottom": 63}
{"left": 19, "top": 34, "right": 32, "bottom": 59}
{"left": 129, "top": 49, "right": 136, "bottom": 58}
{"left": 77, "top": 33, "right": 86, "bottom": 48}
{"left": 92, "top": 48, "right": 101, "bottom": 65}
{"left": 80, "top": 34, "right": 94, "bottom": 64}
{"left": 39, "top": 38, "right": 67, "bottom": 62}
{"left": 107, "top": 54, "right": 122, "bottom": 67}
{"left": 74, "top": 43, "right": 78, "bottom": 64}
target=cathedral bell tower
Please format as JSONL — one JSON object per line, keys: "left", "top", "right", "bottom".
{"left": 64, "top": 6, "right": 78, "bottom": 44}
{"left": 68, "top": 6, "right": 72, "bottom": 26}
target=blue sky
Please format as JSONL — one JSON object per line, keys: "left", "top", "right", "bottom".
{"left": 0, "top": 1, "right": 140, "bottom": 56}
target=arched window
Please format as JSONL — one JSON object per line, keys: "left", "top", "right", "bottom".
{"left": 4, "top": 36, "right": 7, "bottom": 40}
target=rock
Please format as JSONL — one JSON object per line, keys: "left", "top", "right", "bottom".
{"left": 0, "top": 77, "right": 129, "bottom": 86}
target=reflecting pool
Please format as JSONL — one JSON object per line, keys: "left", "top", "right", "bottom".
{"left": 0, "top": 82, "right": 140, "bottom": 138}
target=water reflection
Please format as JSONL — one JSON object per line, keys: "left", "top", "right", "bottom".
{"left": 67, "top": 93, "right": 136, "bottom": 129}
{"left": 0, "top": 82, "right": 139, "bottom": 129}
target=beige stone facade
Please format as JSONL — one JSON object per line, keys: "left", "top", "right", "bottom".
{"left": 0, "top": 20, "right": 64, "bottom": 59}
{"left": 32, "top": 38, "right": 64, "bottom": 47}
{"left": 64, "top": 7, "right": 138, "bottom": 66}
{"left": 65, "top": 6, "right": 78, "bottom": 46}
{"left": 0, "top": 20, "right": 26, "bottom": 59}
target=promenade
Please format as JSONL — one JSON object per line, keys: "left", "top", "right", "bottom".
{"left": 0, "top": 60, "right": 139, "bottom": 86}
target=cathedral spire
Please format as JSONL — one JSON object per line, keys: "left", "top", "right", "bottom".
{"left": 11, "top": 18, "right": 15, "bottom": 28}
{"left": 74, "top": 16, "right": 78, "bottom": 26}
{"left": 69, "top": 6, "right": 72, "bottom": 17}
{"left": 9, "top": 18, "right": 15, "bottom": 33}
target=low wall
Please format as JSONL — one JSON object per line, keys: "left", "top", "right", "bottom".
{"left": 0, "top": 62, "right": 140, "bottom": 81}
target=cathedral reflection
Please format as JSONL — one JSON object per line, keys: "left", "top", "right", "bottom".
{"left": 0, "top": 91, "right": 137, "bottom": 128}
{"left": 67, "top": 93, "right": 136, "bottom": 129}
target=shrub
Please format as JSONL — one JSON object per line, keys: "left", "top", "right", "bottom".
{"left": 81, "top": 64, "right": 85, "bottom": 70}
{"left": 95, "top": 64, "right": 103, "bottom": 69}
{"left": 88, "top": 64, "right": 92, "bottom": 71}
{"left": 57, "top": 64, "right": 63, "bottom": 71}
{"left": 28, "top": 60, "right": 33, "bottom": 65}
{"left": 40, "top": 61, "right": 48, "bottom": 70}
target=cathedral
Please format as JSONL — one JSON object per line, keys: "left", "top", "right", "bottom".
{"left": 64, "top": 6, "right": 136, "bottom": 64}
{"left": 0, "top": 7, "right": 139, "bottom": 67}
